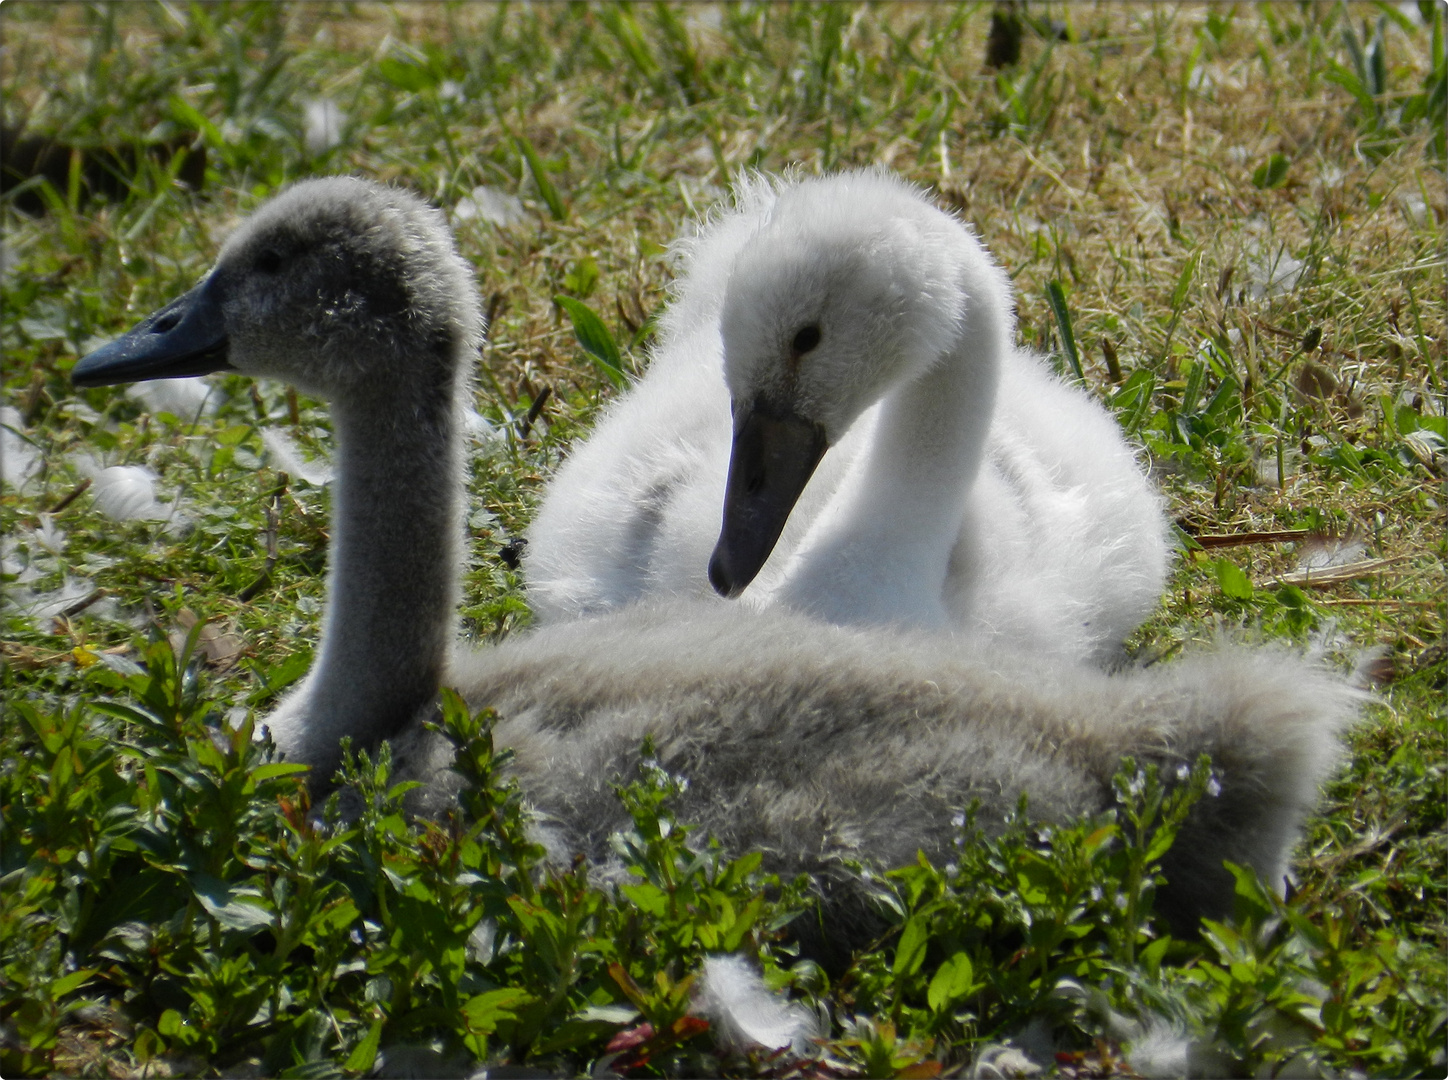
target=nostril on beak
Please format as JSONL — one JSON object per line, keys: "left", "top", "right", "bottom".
{"left": 152, "top": 312, "right": 181, "bottom": 334}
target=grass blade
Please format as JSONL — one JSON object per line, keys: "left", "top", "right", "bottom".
{"left": 599, "top": 3, "right": 659, "bottom": 81}
{"left": 1046, "top": 280, "right": 1084, "bottom": 382}
{"left": 1159, "top": 250, "right": 1200, "bottom": 363}
{"left": 515, "top": 133, "right": 566, "bottom": 221}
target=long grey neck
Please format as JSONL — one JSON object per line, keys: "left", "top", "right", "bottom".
{"left": 270, "top": 364, "right": 464, "bottom": 783}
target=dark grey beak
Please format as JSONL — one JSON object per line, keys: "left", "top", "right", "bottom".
{"left": 708, "top": 399, "right": 829, "bottom": 598}
{"left": 72, "top": 278, "right": 232, "bottom": 388}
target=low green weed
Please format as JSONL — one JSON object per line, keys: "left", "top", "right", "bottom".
{"left": 1, "top": 647, "right": 803, "bottom": 1076}
{"left": 10, "top": 651, "right": 1441, "bottom": 1077}
{"left": 828, "top": 759, "right": 1445, "bottom": 1078}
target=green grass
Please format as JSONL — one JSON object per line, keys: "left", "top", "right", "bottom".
{"left": 2, "top": 3, "right": 1444, "bottom": 1077}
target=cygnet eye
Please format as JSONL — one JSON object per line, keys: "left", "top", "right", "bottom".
{"left": 791, "top": 324, "right": 822, "bottom": 356}
{"left": 254, "top": 248, "right": 284, "bottom": 274}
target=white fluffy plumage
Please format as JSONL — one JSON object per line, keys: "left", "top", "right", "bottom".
{"left": 526, "top": 169, "right": 1170, "bottom": 665}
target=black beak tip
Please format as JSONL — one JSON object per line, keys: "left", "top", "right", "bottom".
{"left": 71, "top": 353, "right": 122, "bottom": 388}
{"left": 707, "top": 547, "right": 743, "bottom": 599}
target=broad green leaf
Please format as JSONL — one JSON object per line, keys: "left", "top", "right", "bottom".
{"left": 1083, "top": 822, "right": 1117, "bottom": 856}
{"left": 563, "top": 255, "right": 600, "bottom": 298}
{"left": 49, "top": 968, "right": 98, "bottom": 998}
{"left": 926, "top": 952, "right": 974, "bottom": 1012}
{"left": 191, "top": 874, "right": 274, "bottom": 933}
{"left": 90, "top": 700, "right": 167, "bottom": 733}
{"left": 1215, "top": 557, "right": 1254, "bottom": 599}
{"left": 246, "top": 650, "right": 312, "bottom": 704}
{"left": 721, "top": 895, "right": 764, "bottom": 952}
{"left": 620, "top": 881, "right": 668, "bottom": 916}
{"left": 555, "top": 295, "right": 626, "bottom": 387}
{"left": 376, "top": 57, "right": 437, "bottom": 92}
{"left": 216, "top": 423, "right": 252, "bottom": 446}
{"left": 1109, "top": 367, "right": 1154, "bottom": 409}
{"left": 1139, "top": 935, "right": 1172, "bottom": 978}
{"left": 344, "top": 1017, "right": 383, "bottom": 1074}
{"left": 1226, "top": 861, "right": 1275, "bottom": 924}
{"left": 158, "top": 1009, "right": 185, "bottom": 1038}
{"left": 1251, "top": 152, "right": 1291, "bottom": 189}
{"left": 894, "top": 914, "right": 928, "bottom": 977}
{"left": 461, "top": 987, "right": 532, "bottom": 1032}
{"left": 1274, "top": 584, "right": 1310, "bottom": 610}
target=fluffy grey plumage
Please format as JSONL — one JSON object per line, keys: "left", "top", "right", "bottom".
{"left": 410, "top": 601, "right": 1359, "bottom": 965}
{"left": 75, "top": 177, "right": 1361, "bottom": 970}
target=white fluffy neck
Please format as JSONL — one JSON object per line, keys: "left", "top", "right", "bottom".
{"left": 773, "top": 265, "right": 1008, "bottom": 627}
{"left": 267, "top": 372, "right": 464, "bottom": 781}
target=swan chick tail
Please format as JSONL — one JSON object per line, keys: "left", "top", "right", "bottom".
{"left": 1154, "top": 647, "right": 1365, "bottom": 930}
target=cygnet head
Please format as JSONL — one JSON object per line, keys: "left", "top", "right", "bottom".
{"left": 719, "top": 171, "right": 966, "bottom": 441}
{"left": 709, "top": 170, "right": 973, "bottom": 597}
{"left": 72, "top": 177, "right": 482, "bottom": 404}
